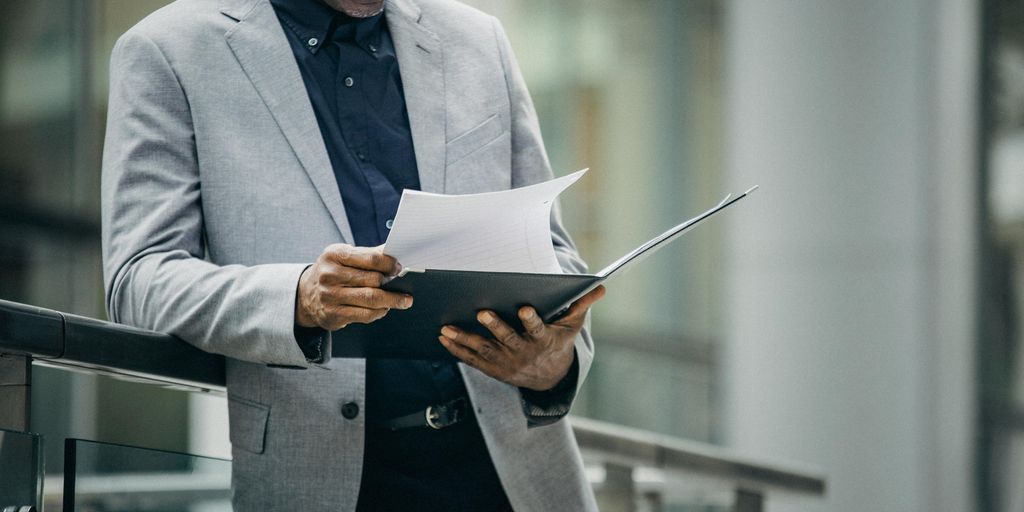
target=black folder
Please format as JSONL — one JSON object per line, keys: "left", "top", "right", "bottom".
{"left": 333, "top": 187, "right": 757, "bottom": 359}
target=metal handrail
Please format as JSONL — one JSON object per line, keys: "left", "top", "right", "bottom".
{"left": 0, "top": 298, "right": 826, "bottom": 511}
{"left": 571, "top": 416, "right": 825, "bottom": 496}
{"left": 0, "top": 299, "right": 224, "bottom": 393}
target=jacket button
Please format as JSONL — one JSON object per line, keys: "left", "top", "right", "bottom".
{"left": 341, "top": 401, "right": 360, "bottom": 419}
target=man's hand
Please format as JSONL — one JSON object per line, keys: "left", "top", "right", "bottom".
{"left": 438, "top": 285, "right": 606, "bottom": 391}
{"left": 295, "top": 244, "right": 413, "bottom": 330}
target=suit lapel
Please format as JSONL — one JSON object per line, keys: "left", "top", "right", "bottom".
{"left": 386, "top": 0, "right": 446, "bottom": 193}
{"left": 221, "top": 0, "right": 356, "bottom": 243}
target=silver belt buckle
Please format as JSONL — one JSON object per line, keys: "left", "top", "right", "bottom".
{"left": 425, "top": 405, "right": 443, "bottom": 429}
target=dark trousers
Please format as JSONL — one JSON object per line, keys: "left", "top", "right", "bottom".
{"left": 355, "top": 412, "right": 514, "bottom": 511}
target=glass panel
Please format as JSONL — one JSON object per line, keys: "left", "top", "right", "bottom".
{"left": 63, "top": 438, "right": 231, "bottom": 512}
{"left": 0, "top": 428, "right": 43, "bottom": 509}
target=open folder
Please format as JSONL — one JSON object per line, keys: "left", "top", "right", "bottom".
{"left": 333, "top": 185, "right": 758, "bottom": 359}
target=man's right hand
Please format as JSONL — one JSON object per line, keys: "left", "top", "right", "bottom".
{"left": 295, "top": 244, "right": 413, "bottom": 330}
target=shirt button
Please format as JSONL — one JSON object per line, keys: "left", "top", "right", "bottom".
{"left": 385, "top": 219, "right": 394, "bottom": 229}
{"left": 307, "top": 37, "right": 319, "bottom": 47}
{"left": 344, "top": 76, "right": 354, "bottom": 87}
{"left": 356, "top": 152, "right": 367, "bottom": 162}
{"left": 341, "top": 401, "right": 359, "bottom": 419}
{"left": 368, "top": 44, "right": 377, "bottom": 53}
{"left": 431, "top": 362, "right": 441, "bottom": 370}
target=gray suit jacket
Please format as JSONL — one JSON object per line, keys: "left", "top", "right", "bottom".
{"left": 100, "top": 0, "right": 597, "bottom": 509}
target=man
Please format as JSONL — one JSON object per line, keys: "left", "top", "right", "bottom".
{"left": 101, "top": 0, "right": 603, "bottom": 509}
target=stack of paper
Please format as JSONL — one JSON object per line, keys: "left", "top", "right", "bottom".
{"left": 384, "top": 169, "right": 586, "bottom": 274}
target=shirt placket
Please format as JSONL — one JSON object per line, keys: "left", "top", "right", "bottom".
{"left": 334, "top": 39, "right": 400, "bottom": 245}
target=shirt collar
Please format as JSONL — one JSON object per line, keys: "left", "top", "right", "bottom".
{"left": 329, "top": 9, "right": 385, "bottom": 50}
{"left": 270, "top": 0, "right": 385, "bottom": 54}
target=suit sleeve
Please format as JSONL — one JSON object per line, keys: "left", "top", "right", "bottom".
{"left": 101, "top": 31, "right": 327, "bottom": 368}
{"left": 491, "top": 18, "right": 595, "bottom": 427}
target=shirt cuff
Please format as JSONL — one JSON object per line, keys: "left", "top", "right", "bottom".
{"left": 293, "top": 324, "right": 328, "bottom": 364}
{"left": 518, "top": 349, "right": 579, "bottom": 427}
{"left": 283, "top": 263, "right": 328, "bottom": 367}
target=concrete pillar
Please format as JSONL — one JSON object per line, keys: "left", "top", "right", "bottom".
{"left": 721, "top": 1, "right": 978, "bottom": 511}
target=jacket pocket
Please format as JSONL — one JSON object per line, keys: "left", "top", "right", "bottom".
{"left": 228, "top": 395, "right": 270, "bottom": 454}
{"left": 446, "top": 114, "right": 506, "bottom": 165}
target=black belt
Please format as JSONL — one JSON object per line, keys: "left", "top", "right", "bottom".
{"left": 378, "top": 397, "right": 470, "bottom": 431}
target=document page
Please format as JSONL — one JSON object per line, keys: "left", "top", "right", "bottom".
{"left": 383, "top": 170, "right": 587, "bottom": 273}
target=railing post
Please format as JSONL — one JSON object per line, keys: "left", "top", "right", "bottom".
{"left": 596, "top": 462, "right": 636, "bottom": 512}
{"left": 639, "top": 489, "right": 662, "bottom": 512}
{"left": 734, "top": 488, "right": 763, "bottom": 512}
{"left": 0, "top": 354, "right": 31, "bottom": 431}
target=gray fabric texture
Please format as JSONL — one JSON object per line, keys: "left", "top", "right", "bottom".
{"left": 101, "top": 0, "right": 597, "bottom": 509}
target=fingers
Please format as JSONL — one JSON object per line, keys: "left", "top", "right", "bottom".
{"left": 319, "top": 263, "right": 389, "bottom": 288}
{"left": 322, "top": 243, "right": 401, "bottom": 276}
{"left": 438, "top": 327, "right": 508, "bottom": 379}
{"left": 440, "top": 326, "right": 506, "bottom": 363}
{"left": 313, "top": 289, "right": 409, "bottom": 330}
{"left": 300, "top": 244, "right": 412, "bottom": 331}
{"left": 321, "top": 305, "right": 390, "bottom": 330}
{"left": 516, "top": 307, "right": 546, "bottom": 339}
{"left": 326, "top": 286, "right": 412, "bottom": 310}
{"left": 438, "top": 335, "right": 504, "bottom": 377}
{"left": 476, "top": 311, "right": 523, "bottom": 349}
{"left": 312, "top": 244, "right": 413, "bottom": 310}
{"left": 555, "top": 285, "right": 606, "bottom": 327}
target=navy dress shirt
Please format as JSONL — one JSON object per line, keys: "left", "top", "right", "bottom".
{"left": 270, "top": 1, "right": 513, "bottom": 509}
{"left": 271, "top": 0, "right": 469, "bottom": 424}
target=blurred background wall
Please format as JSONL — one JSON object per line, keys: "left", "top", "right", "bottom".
{"left": 721, "top": 1, "right": 979, "bottom": 511}
{"left": 0, "top": 0, "right": 1021, "bottom": 510}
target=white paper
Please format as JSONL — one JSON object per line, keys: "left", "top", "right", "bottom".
{"left": 383, "top": 169, "right": 587, "bottom": 273}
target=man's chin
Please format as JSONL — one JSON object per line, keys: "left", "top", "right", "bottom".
{"left": 323, "top": 0, "right": 385, "bottom": 18}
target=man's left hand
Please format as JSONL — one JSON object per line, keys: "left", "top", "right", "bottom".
{"left": 438, "top": 285, "right": 606, "bottom": 391}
